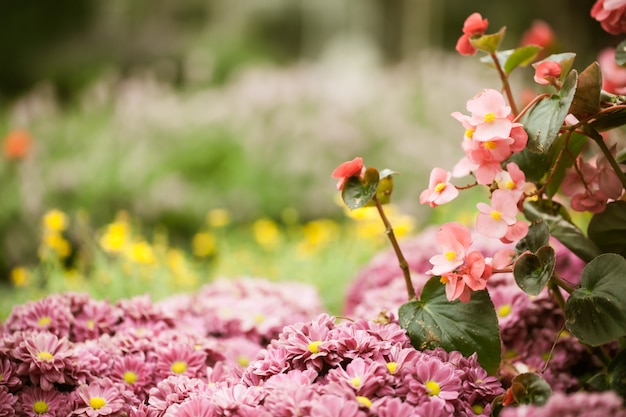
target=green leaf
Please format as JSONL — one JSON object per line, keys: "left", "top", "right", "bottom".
{"left": 513, "top": 245, "right": 556, "bottom": 296}
{"left": 515, "top": 221, "right": 550, "bottom": 253}
{"left": 570, "top": 62, "right": 602, "bottom": 117}
{"left": 590, "top": 107, "right": 626, "bottom": 131}
{"left": 521, "top": 70, "right": 578, "bottom": 154}
{"left": 367, "top": 172, "right": 395, "bottom": 206}
{"left": 565, "top": 253, "right": 626, "bottom": 346}
{"left": 607, "top": 349, "right": 626, "bottom": 397}
{"left": 504, "top": 45, "right": 543, "bottom": 74}
{"left": 588, "top": 201, "right": 626, "bottom": 258}
{"left": 545, "top": 132, "right": 588, "bottom": 198}
{"left": 507, "top": 148, "right": 550, "bottom": 182}
{"left": 509, "top": 373, "right": 552, "bottom": 406}
{"left": 469, "top": 27, "right": 506, "bottom": 54}
{"left": 398, "top": 277, "right": 502, "bottom": 374}
{"left": 341, "top": 168, "right": 379, "bottom": 210}
{"left": 524, "top": 199, "right": 602, "bottom": 263}
{"left": 616, "top": 39, "right": 626, "bottom": 67}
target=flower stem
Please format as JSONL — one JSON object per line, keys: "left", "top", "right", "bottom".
{"left": 372, "top": 195, "right": 416, "bottom": 301}
{"left": 490, "top": 52, "right": 519, "bottom": 116}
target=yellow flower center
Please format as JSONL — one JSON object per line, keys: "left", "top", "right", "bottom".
{"left": 424, "top": 380, "right": 441, "bottom": 396}
{"left": 171, "top": 360, "right": 188, "bottom": 374}
{"left": 123, "top": 371, "right": 138, "bottom": 384}
{"left": 472, "top": 404, "right": 485, "bottom": 414}
{"left": 465, "top": 129, "right": 474, "bottom": 139}
{"left": 356, "top": 396, "right": 372, "bottom": 408}
{"left": 484, "top": 141, "right": 497, "bottom": 150}
{"left": 490, "top": 210, "right": 502, "bottom": 221}
{"left": 386, "top": 362, "right": 398, "bottom": 374}
{"left": 444, "top": 251, "right": 456, "bottom": 261}
{"left": 89, "top": 397, "right": 106, "bottom": 410}
{"left": 505, "top": 180, "right": 516, "bottom": 189}
{"left": 483, "top": 112, "right": 496, "bottom": 123}
{"left": 38, "top": 316, "right": 52, "bottom": 328}
{"left": 37, "top": 351, "right": 53, "bottom": 362}
{"left": 33, "top": 401, "right": 49, "bottom": 414}
{"left": 308, "top": 340, "right": 322, "bottom": 354}
{"left": 350, "top": 376, "right": 361, "bottom": 388}
{"left": 237, "top": 356, "right": 250, "bottom": 367}
{"left": 87, "top": 319, "right": 95, "bottom": 330}
{"left": 434, "top": 182, "right": 446, "bottom": 193}
{"left": 440, "top": 276, "right": 449, "bottom": 284}
{"left": 498, "top": 304, "right": 512, "bottom": 318}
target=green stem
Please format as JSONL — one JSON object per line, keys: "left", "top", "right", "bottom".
{"left": 372, "top": 195, "right": 416, "bottom": 301}
{"left": 590, "top": 129, "right": 626, "bottom": 190}
{"left": 490, "top": 52, "right": 519, "bottom": 116}
{"left": 550, "top": 272, "right": 576, "bottom": 295}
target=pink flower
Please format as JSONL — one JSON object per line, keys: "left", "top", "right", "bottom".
{"left": 0, "top": 386, "right": 16, "bottom": 417}
{"left": 419, "top": 167, "right": 459, "bottom": 207}
{"left": 534, "top": 61, "right": 562, "bottom": 85}
{"left": 591, "top": 0, "right": 626, "bottom": 34}
{"left": 110, "top": 353, "right": 154, "bottom": 399}
{"left": 153, "top": 341, "right": 207, "bottom": 380}
{"left": 18, "top": 386, "right": 69, "bottom": 417}
{"left": 163, "top": 397, "right": 215, "bottom": 417}
{"left": 403, "top": 355, "right": 461, "bottom": 408}
{"left": 495, "top": 162, "right": 529, "bottom": 200}
{"left": 428, "top": 222, "right": 472, "bottom": 276}
{"left": 332, "top": 157, "right": 364, "bottom": 190}
{"left": 476, "top": 190, "right": 520, "bottom": 239}
{"left": 598, "top": 47, "right": 626, "bottom": 95}
{"left": 326, "top": 357, "right": 387, "bottom": 397}
{"left": 466, "top": 89, "right": 513, "bottom": 141}
{"left": 520, "top": 20, "right": 555, "bottom": 51}
{"left": 455, "top": 13, "right": 489, "bottom": 56}
{"left": 440, "top": 251, "right": 491, "bottom": 302}
{"left": 72, "top": 378, "right": 126, "bottom": 417}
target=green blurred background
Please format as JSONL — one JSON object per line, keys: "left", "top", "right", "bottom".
{"left": 0, "top": 0, "right": 614, "bottom": 279}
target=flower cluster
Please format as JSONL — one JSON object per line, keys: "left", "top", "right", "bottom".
{"left": 0, "top": 277, "right": 323, "bottom": 416}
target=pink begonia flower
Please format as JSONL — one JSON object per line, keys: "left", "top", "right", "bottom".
{"left": 495, "top": 162, "right": 530, "bottom": 200}
{"left": 520, "top": 20, "right": 555, "bottom": 50}
{"left": 501, "top": 220, "right": 529, "bottom": 244}
{"left": 455, "top": 13, "right": 489, "bottom": 56}
{"left": 476, "top": 190, "right": 520, "bottom": 239}
{"left": 591, "top": 0, "right": 626, "bottom": 34}
{"left": 419, "top": 167, "right": 459, "bottom": 207}
{"left": 466, "top": 89, "right": 513, "bottom": 142}
{"left": 428, "top": 222, "right": 472, "bottom": 276}
{"left": 571, "top": 189, "right": 609, "bottom": 213}
{"left": 597, "top": 150, "right": 624, "bottom": 199}
{"left": 440, "top": 251, "right": 490, "bottom": 302}
{"left": 533, "top": 61, "right": 562, "bottom": 85}
{"left": 491, "top": 248, "right": 516, "bottom": 270}
{"left": 332, "top": 157, "right": 364, "bottom": 190}
{"left": 598, "top": 47, "right": 626, "bottom": 95}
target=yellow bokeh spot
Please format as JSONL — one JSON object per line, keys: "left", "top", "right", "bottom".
{"left": 434, "top": 182, "right": 446, "bottom": 193}
{"left": 10, "top": 267, "right": 29, "bottom": 287}
{"left": 42, "top": 209, "right": 68, "bottom": 232}
{"left": 490, "top": 210, "right": 502, "bottom": 221}
{"left": 125, "top": 241, "right": 156, "bottom": 265}
{"left": 171, "top": 360, "right": 188, "bottom": 374}
{"left": 308, "top": 340, "right": 322, "bottom": 353}
{"left": 100, "top": 220, "right": 129, "bottom": 254}
{"left": 37, "top": 351, "right": 53, "bottom": 362}
{"left": 498, "top": 304, "right": 512, "bottom": 318}
{"left": 350, "top": 376, "right": 361, "bottom": 388}
{"left": 483, "top": 112, "right": 496, "bottom": 123}
{"left": 123, "top": 371, "right": 138, "bottom": 384}
{"left": 89, "top": 397, "right": 106, "bottom": 410}
{"left": 386, "top": 362, "right": 398, "bottom": 374}
{"left": 424, "top": 380, "right": 441, "bottom": 396}
{"left": 484, "top": 141, "right": 497, "bottom": 150}
{"left": 38, "top": 316, "right": 52, "bottom": 328}
{"left": 192, "top": 232, "right": 216, "bottom": 257}
{"left": 444, "top": 251, "right": 456, "bottom": 261}
{"left": 356, "top": 396, "right": 372, "bottom": 408}
{"left": 253, "top": 218, "right": 281, "bottom": 250}
{"left": 87, "top": 319, "right": 95, "bottom": 330}
{"left": 207, "top": 208, "right": 231, "bottom": 228}
{"left": 42, "top": 232, "right": 71, "bottom": 258}
{"left": 33, "top": 400, "right": 49, "bottom": 414}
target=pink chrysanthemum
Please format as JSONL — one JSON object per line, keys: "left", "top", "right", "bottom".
{"left": 0, "top": 386, "right": 17, "bottom": 417}
{"left": 18, "top": 385, "right": 69, "bottom": 417}
{"left": 308, "top": 393, "right": 367, "bottom": 417}
{"left": 163, "top": 396, "right": 215, "bottom": 417}
{"left": 0, "top": 356, "right": 22, "bottom": 391}
{"left": 72, "top": 299, "right": 121, "bottom": 343}
{"left": 72, "top": 378, "right": 126, "bottom": 417}
{"left": 501, "top": 390, "right": 626, "bottom": 416}
{"left": 326, "top": 357, "right": 387, "bottom": 397}
{"left": 402, "top": 355, "right": 462, "bottom": 412}
{"left": 110, "top": 352, "right": 154, "bottom": 399}
{"left": 5, "top": 296, "right": 73, "bottom": 338}
{"left": 13, "top": 331, "right": 78, "bottom": 390}
{"left": 152, "top": 340, "right": 208, "bottom": 380}
{"left": 147, "top": 375, "right": 209, "bottom": 413}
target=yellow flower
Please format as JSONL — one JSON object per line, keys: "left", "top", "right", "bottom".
{"left": 298, "top": 219, "right": 339, "bottom": 256}
{"left": 42, "top": 232, "right": 71, "bottom": 258}
{"left": 10, "top": 267, "right": 29, "bottom": 287}
{"left": 192, "top": 232, "right": 216, "bottom": 257}
{"left": 100, "top": 220, "right": 129, "bottom": 253}
{"left": 125, "top": 241, "right": 156, "bottom": 265}
{"left": 42, "top": 209, "right": 68, "bottom": 232}
{"left": 167, "top": 249, "right": 198, "bottom": 287}
{"left": 206, "top": 209, "right": 231, "bottom": 228}
{"left": 253, "top": 218, "right": 281, "bottom": 250}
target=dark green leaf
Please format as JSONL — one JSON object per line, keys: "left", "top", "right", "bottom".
{"left": 504, "top": 45, "right": 543, "bottom": 74}
{"left": 509, "top": 373, "right": 552, "bottom": 405}
{"left": 516, "top": 221, "right": 550, "bottom": 253}
{"left": 507, "top": 148, "right": 550, "bottom": 182}
{"left": 588, "top": 201, "right": 626, "bottom": 258}
{"left": 469, "top": 27, "right": 506, "bottom": 54}
{"left": 521, "top": 70, "right": 578, "bottom": 154}
{"left": 565, "top": 253, "right": 626, "bottom": 346}
{"left": 607, "top": 349, "right": 626, "bottom": 397}
{"left": 545, "top": 132, "right": 588, "bottom": 198}
{"left": 513, "top": 246, "right": 555, "bottom": 296}
{"left": 590, "top": 107, "right": 626, "bottom": 131}
{"left": 341, "top": 168, "right": 379, "bottom": 210}
{"left": 398, "top": 277, "right": 502, "bottom": 374}
{"left": 616, "top": 40, "right": 626, "bottom": 66}
{"left": 570, "top": 62, "right": 601, "bottom": 117}
{"left": 524, "top": 199, "right": 602, "bottom": 262}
